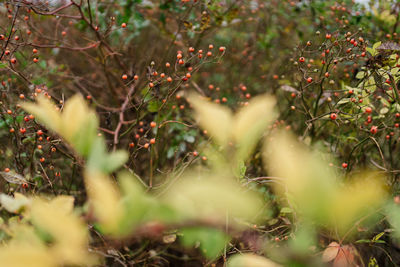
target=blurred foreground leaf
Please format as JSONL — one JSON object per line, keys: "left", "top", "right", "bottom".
{"left": 180, "top": 227, "right": 229, "bottom": 259}
{"left": 264, "top": 131, "right": 388, "bottom": 236}
{"left": 228, "top": 254, "right": 282, "bottom": 267}
{"left": 161, "top": 172, "right": 265, "bottom": 224}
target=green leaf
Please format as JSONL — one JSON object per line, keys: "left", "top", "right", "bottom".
{"left": 180, "top": 227, "right": 230, "bottom": 259}
{"left": 366, "top": 47, "right": 375, "bottom": 56}
{"left": 147, "top": 100, "right": 160, "bottom": 112}
{"left": 105, "top": 151, "right": 129, "bottom": 173}
{"left": 372, "top": 232, "right": 385, "bottom": 242}
{"left": 337, "top": 98, "right": 350, "bottom": 105}
{"left": 380, "top": 107, "right": 389, "bottom": 115}
{"left": 368, "top": 257, "right": 379, "bottom": 267}
{"left": 280, "top": 207, "right": 293, "bottom": 214}
{"left": 183, "top": 135, "right": 195, "bottom": 143}
{"left": 87, "top": 137, "right": 128, "bottom": 173}
{"left": 356, "top": 71, "right": 365, "bottom": 79}
{"left": 394, "top": 103, "right": 400, "bottom": 112}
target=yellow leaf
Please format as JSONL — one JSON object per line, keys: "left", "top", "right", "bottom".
{"left": 84, "top": 170, "right": 124, "bottom": 235}
{"left": 264, "top": 131, "right": 388, "bottom": 236}
{"left": 188, "top": 93, "right": 232, "bottom": 147}
{"left": 49, "top": 195, "right": 74, "bottom": 214}
{"left": 233, "top": 94, "right": 276, "bottom": 161}
{"left": 0, "top": 242, "right": 57, "bottom": 267}
{"left": 30, "top": 196, "right": 94, "bottom": 266}
{"left": 264, "top": 131, "right": 336, "bottom": 221}
{"left": 0, "top": 193, "right": 30, "bottom": 213}
{"left": 22, "top": 94, "right": 99, "bottom": 157}
{"left": 162, "top": 171, "right": 264, "bottom": 224}
{"left": 228, "top": 254, "right": 282, "bottom": 267}
{"left": 330, "top": 173, "right": 387, "bottom": 233}
{"left": 21, "top": 95, "right": 62, "bottom": 134}
{"left": 61, "top": 94, "right": 97, "bottom": 142}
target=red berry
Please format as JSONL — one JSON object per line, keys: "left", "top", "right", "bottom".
{"left": 342, "top": 162, "right": 348, "bottom": 168}
{"left": 330, "top": 113, "right": 337, "bottom": 120}
{"left": 370, "top": 126, "right": 378, "bottom": 134}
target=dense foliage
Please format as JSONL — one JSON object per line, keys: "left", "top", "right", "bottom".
{"left": 1, "top": 0, "right": 400, "bottom": 266}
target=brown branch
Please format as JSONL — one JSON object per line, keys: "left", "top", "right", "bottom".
{"left": 113, "top": 85, "right": 135, "bottom": 151}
